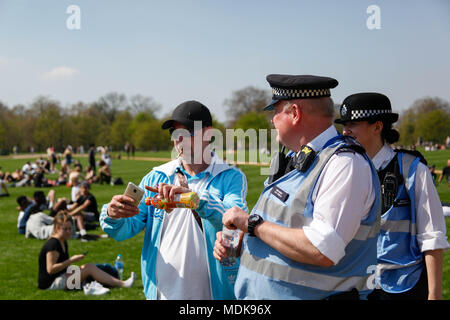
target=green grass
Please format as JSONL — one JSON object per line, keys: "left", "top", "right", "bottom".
{"left": 0, "top": 157, "right": 160, "bottom": 300}
{"left": 0, "top": 150, "right": 449, "bottom": 300}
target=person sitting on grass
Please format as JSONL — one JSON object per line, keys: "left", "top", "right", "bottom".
{"left": 17, "top": 196, "right": 40, "bottom": 234}
{"left": 38, "top": 210, "right": 136, "bottom": 291}
{"left": 56, "top": 171, "right": 67, "bottom": 186}
{"left": 0, "top": 173, "right": 9, "bottom": 196}
{"left": 98, "top": 160, "right": 111, "bottom": 185}
{"left": 33, "top": 166, "right": 52, "bottom": 188}
{"left": 85, "top": 165, "right": 98, "bottom": 184}
{"left": 16, "top": 193, "right": 72, "bottom": 240}
{"left": 33, "top": 190, "right": 68, "bottom": 217}
{"left": 438, "top": 159, "right": 450, "bottom": 188}
{"left": 68, "top": 181, "right": 99, "bottom": 239}
{"left": 68, "top": 164, "right": 83, "bottom": 202}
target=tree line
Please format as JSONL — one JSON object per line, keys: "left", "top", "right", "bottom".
{"left": 0, "top": 88, "right": 448, "bottom": 155}
{"left": 0, "top": 92, "right": 171, "bottom": 154}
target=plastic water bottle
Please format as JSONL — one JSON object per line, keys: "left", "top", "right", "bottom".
{"left": 115, "top": 254, "right": 124, "bottom": 280}
{"left": 220, "top": 226, "right": 242, "bottom": 267}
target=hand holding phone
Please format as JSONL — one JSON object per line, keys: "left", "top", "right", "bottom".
{"left": 106, "top": 182, "right": 143, "bottom": 219}
{"left": 123, "top": 182, "right": 145, "bottom": 207}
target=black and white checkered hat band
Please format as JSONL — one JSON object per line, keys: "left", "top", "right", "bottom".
{"left": 272, "top": 87, "right": 330, "bottom": 99}
{"left": 350, "top": 109, "right": 391, "bottom": 120}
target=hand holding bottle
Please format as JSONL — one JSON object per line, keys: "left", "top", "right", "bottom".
{"left": 144, "top": 185, "right": 199, "bottom": 212}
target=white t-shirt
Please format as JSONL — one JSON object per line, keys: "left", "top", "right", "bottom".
{"left": 155, "top": 169, "right": 212, "bottom": 300}
{"left": 17, "top": 211, "right": 24, "bottom": 228}
{"left": 71, "top": 185, "right": 81, "bottom": 202}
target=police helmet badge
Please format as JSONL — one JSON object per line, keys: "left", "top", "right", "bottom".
{"left": 341, "top": 104, "right": 347, "bottom": 117}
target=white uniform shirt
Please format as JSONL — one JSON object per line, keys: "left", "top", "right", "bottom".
{"left": 301, "top": 125, "right": 376, "bottom": 265}
{"left": 372, "top": 144, "right": 449, "bottom": 252}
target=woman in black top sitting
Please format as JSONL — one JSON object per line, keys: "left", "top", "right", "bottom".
{"left": 38, "top": 211, "right": 136, "bottom": 290}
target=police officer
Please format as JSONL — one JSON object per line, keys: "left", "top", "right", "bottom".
{"left": 336, "top": 92, "right": 449, "bottom": 300}
{"left": 213, "top": 74, "right": 381, "bottom": 300}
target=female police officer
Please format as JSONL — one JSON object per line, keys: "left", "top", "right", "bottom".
{"left": 336, "top": 92, "right": 449, "bottom": 300}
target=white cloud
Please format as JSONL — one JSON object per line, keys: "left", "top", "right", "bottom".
{"left": 41, "top": 66, "right": 79, "bottom": 80}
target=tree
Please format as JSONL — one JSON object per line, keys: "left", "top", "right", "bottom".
{"left": 130, "top": 113, "right": 171, "bottom": 151}
{"left": 128, "top": 94, "right": 161, "bottom": 118}
{"left": 33, "top": 105, "right": 64, "bottom": 151}
{"left": 30, "top": 96, "right": 64, "bottom": 151}
{"left": 232, "top": 112, "right": 272, "bottom": 159}
{"left": 224, "top": 86, "right": 271, "bottom": 124}
{"left": 98, "top": 92, "right": 128, "bottom": 123}
{"left": 110, "top": 111, "right": 133, "bottom": 150}
{"left": 397, "top": 109, "right": 416, "bottom": 146}
{"left": 397, "top": 97, "right": 450, "bottom": 146}
{"left": 234, "top": 111, "right": 271, "bottom": 132}
{"left": 415, "top": 109, "right": 450, "bottom": 144}
{"left": 69, "top": 102, "right": 105, "bottom": 150}
{"left": 0, "top": 102, "right": 8, "bottom": 152}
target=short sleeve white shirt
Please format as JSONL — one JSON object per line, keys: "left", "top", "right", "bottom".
{"left": 302, "top": 126, "right": 376, "bottom": 264}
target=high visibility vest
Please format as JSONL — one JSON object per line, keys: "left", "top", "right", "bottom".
{"left": 234, "top": 136, "right": 381, "bottom": 300}
{"left": 376, "top": 152, "right": 423, "bottom": 293}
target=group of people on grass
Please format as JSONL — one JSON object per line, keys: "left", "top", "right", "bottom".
{"left": 8, "top": 146, "right": 135, "bottom": 294}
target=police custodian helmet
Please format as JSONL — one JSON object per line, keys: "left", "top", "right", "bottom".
{"left": 335, "top": 92, "right": 399, "bottom": 125}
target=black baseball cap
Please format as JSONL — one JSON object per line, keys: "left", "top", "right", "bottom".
{"left": 161, "top": 100, "right": 213, "bottom": 131}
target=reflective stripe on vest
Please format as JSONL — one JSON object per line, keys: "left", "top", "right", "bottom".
{"left": 235, "top": 137, "right": 380, "bottom": 300}
{"left": 376, "top": 152, "right": 424, "bottom": 293}
{"left": 240, "top": 250, "right": 372, "bottom": 292}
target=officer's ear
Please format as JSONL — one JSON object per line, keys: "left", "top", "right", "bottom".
{"left": 290, "top": 103, "right": 302, "bottom": 124}
{"left": 374, "top": 120, "right": 383, "bottom": 134}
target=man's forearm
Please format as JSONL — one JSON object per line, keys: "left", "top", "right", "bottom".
{"left": 254, "top": 221, "right": 334, "bottom": 267}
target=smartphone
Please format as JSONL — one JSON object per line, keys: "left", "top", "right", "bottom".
{"left": 123, "top": 182, "right": 145, "bottom": 207}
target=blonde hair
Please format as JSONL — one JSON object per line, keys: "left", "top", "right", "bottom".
{"left": 51, "top": 210, "right": 73, "bottom": 236}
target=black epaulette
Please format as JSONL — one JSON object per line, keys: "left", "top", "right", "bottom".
{"left": 268, "top": 146, "right": 290, "bottom": 184}
{"left": 335, "top": 136, "right": 366, "bottom": 155}
{"left": 394, "top": 148, "right": 428, "bottom": 166}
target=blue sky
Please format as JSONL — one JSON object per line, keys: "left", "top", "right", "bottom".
{"left": 1, "top": 0, "right": 449, "bottom": 122}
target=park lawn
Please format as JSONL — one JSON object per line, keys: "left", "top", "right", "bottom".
{"left": 0, "top": 157, "right": 160, "bottom": 300}
{"left": 0, "top": 150, "right": 449, "bottom": 300}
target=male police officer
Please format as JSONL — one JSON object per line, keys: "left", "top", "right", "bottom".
{"left": 213, "top": 74, "right": 381, "bottom": 300}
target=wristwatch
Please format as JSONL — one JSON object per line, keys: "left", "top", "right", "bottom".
{"left": 248, "top": 214, "right": 264, "bottom": 237}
